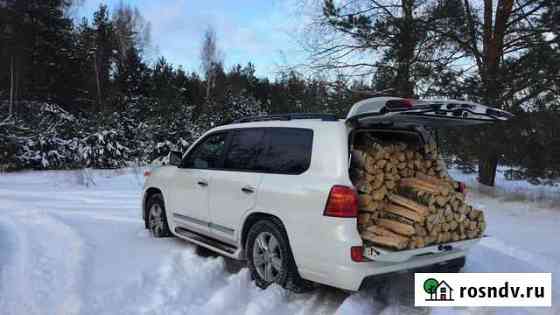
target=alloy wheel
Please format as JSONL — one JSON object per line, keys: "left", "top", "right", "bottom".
{"left": 252, "top": 232, "right": 283, "bottom": 283}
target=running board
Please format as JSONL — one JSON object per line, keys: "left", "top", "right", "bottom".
{"left": 174, "top": 227, "right": 241, "bottom": 258}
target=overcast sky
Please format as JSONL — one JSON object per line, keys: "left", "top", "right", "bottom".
{"left": 76, "top": 0, "right": 309, "bottom": 78}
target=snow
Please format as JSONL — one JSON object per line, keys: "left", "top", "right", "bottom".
{"left": 0, "top": 168, "right": 559, "bottom": 315}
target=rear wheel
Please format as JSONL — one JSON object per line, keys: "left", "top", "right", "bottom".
{"left": 246, "top": 219, "right": 313, "bottom": 292}
{"left": 434, "top": 257, "right": 466, "bottom": 273}
{"left": 146, "top": 194, "right": 171, "bottom": 238}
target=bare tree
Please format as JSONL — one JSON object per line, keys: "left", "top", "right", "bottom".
{"left": 112, "top": 1, "right": 152, "bottom": 59}
{"left": 200, "top": 26, "right": 223, "bottom": 100}
{"left": 301, "top": 0, "right": 467, "bottom": 98}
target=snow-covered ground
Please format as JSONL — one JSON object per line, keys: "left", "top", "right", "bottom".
{"left": 0, "top": 168, "right": 558, "bottom": 315}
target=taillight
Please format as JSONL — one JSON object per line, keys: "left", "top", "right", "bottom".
{"left": 351, "top": 246, "right": 365, "bottom": 262}
{"left": 323, "top": 185, "right": 359, "bottom": 218}
{"left": 144, "top": 171, "right": 151, "bottom": 177}
{"left": 457, "top": 181, "right": 467, "bottom": 195}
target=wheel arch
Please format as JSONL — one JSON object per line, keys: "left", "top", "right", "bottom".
{"left": 240, "top": 212, "right": 287, "bottom": 253}
{"left": 241, "top": 211, "right": 313, "bottom": 292}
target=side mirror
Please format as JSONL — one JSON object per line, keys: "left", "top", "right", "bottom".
{"left": 169, "top": 151, "right": 182, "bottom": 166}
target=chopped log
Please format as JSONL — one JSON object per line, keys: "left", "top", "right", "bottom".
{"left": 415, "top": 237, "right": 425, "bottom": 248}
{"left": 372, "top": 177, "right": 384, "bottom": 190}
{"left": 414, "top": 223, "right": 428, "bottom": 237}
{"left": 361, "top": 231, "right": 408, "bottom": 250}
{"left": 451, "top": 232, "right": 460, "bottom": 242}
{"left": 469, "top": 209, "right": 482, "bottom": 220}
{"left": 435, "top": 196, "right": 449, "bottom": 207}
{"left": 358, "top": 213, "right": 371, "bottom": 224}
{"left": 415, "top": 172, "right": 453, "bottom": 188}
{"left": 358, "top": 194, "right": 372, "bottom": 208}
{"left": 360, "top": 200, "right": 381, "bottom": 213}
{"left": 400, "top": 178, "right": 441, "bottom": 195}
{"left": 444, "top": 205, "right": 453, "bottom": 217}
{"left": 355, "top": 180, "right": 372, "bottom": 194}
{"left": 449, "top": 221, "right": 458, "bottom": 231}
{"left": 364, "top": 225, "right": 409, "bottom": 243}
{"left": 382, "top": 211, "right": 415, "bottom": 225}
{"left": 387, "top": 194, "right": 429, "bottom": 216}
{"left": 467, "top": 230, "right": 478, "bottom": 239}
{"left": 406, "top": 151, "right": 414, "bottom": 160}
{"left": 479, "top": 221, "right": 486, "bottom": 233}
{"left": 377, "top": 218, "right": 415, "bottom": 236}
{"left": 372, "top": 186, "right": 387, "bottom": 201}
{"left": 384, "top": 162, "right": 394, "bottom": 173}
{"left": 384, "top": 203, "right": 424, "bottom": 223}
{"left": 375, "top": 159, "right": 387, "bottom": 169}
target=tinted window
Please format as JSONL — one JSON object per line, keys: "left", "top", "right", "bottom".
{"left": 183, "top": 133, "right": 227, "bottom": 169}
{"left": 224, "top": 129, "right": 266, "bottom": 171}
{"left": 257, "top": 129, "right": 313, "bottom": 174}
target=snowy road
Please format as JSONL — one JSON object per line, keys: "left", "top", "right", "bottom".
{"left": 0, "top": 169, "right": 558, "bottom": 315}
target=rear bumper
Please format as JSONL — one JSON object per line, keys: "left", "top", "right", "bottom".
{"left": 299, "top": 248, "right": 468, "bottom": 291}
{"left": 359, "top": 256, "right": 466, "bottom": 290}
{"left": 293, "top": 217, "right": 478, "bottom": 291}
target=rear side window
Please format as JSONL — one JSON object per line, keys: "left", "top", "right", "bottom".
{"left": 257, "top": 128, "right": 313, "bottom": 175}
{"left": 224, "top": 129, "right": 266, "bottom": 171}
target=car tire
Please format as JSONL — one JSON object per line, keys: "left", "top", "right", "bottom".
{"left": 447, "top": 256, "right": 466, "bottom": 272}
{"left": 246, "top": 219, "right": 314, "bottom": 293}
{"left": 146, "top": 193, "right": 171, "bottom": 238}
{"left": 434, "top": 257, "right": 466, "bottom": 273}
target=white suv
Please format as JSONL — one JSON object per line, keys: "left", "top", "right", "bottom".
{"left": 142, "top": 97, "right": 512, "bottom": 292}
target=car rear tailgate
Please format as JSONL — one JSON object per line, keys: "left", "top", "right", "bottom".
{"left": 346, "top": 97, "right": 513, "bottom": 128}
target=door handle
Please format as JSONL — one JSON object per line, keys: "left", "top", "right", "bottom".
{"left": 197, "top": 180, "right": 208, "bottom": 187}
{"left": 241, "top": 185, "right": 255, "bottom": 194}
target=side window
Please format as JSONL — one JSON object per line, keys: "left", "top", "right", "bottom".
{"left": 224, "top": 129, "right": 266, "bottom": 171}
{"left": 257, "top": 129, "right": 313, "bottom": 174}
{"left": 182, "top": 133, "right": 227, "bottom": 169}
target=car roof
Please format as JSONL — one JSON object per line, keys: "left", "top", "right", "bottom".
{"left": 210, "top": 119, "right": 345, "bottom": 132}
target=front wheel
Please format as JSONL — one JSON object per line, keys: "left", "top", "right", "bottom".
{"left": 146, "top": 193, "right": 171, "bottom": 238}
{"left": 246, "top": 219, "right": 313, "bottom": 292}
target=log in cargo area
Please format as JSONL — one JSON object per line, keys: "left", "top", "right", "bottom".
{"left": 351, "top": 138, "right": 486, "bottom": 250}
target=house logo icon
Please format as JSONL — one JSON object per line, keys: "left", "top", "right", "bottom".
{"left": 423, "top": 278, "right": 454, "bottom": 301}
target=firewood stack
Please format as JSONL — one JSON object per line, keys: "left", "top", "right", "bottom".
{"left": 351, "top": 141, "right": 486, "bottom": 250}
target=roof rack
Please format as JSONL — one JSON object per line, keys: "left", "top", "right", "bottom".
{"left": 233, "top": 113, "right": 339, "bottom": 124}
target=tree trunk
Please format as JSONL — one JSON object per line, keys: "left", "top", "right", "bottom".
{"left": 9, "top": 55, "right": 15, "bottom": 116}
{"left": 94, "top": 54, "right": 103, "bottom": 112}
{"left": 478, "top": 151, "right": 498, "bottom": 186}
{"left": 395, "top": 0, "right": 416, "bottom": 98}
{"left": 474, "top": 0, "right": 514, "bottom": 186}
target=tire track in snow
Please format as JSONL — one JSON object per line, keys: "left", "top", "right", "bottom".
{"left": 90, "top": 248, "right": 344, "bottom": 315}
{"left": 0, "top": 210, "right": 85, "bottom": 315}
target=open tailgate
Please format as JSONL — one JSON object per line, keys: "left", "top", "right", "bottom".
{"left": 363, "top": 238, "right": 481, "bottom": 263}
{"left": 346, "top": 97, "right": 513, "bottom": 128}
